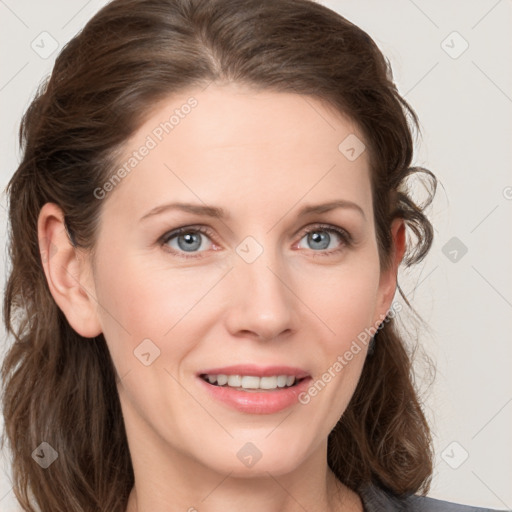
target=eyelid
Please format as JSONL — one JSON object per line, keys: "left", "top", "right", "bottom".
{"left": 295, "top": 222, "right": 353, "bottom": 245}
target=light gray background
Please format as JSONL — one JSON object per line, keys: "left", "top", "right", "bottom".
{"left": 1, "top": 0, "right": 511, "bottom": 510}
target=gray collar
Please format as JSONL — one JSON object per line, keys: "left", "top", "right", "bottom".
{"left": 358, "top": 483, "right": 503, "bottom": 512}
{"left": 359, "top": 483, "right": 410, "bottom": 511}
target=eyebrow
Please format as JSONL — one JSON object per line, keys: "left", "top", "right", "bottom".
{"left": 139, "top": 199, "right": 366, "bottom": 222}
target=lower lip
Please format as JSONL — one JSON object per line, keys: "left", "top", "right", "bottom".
{"left": 197, "top": 376, "right": 313, "bottom": 414}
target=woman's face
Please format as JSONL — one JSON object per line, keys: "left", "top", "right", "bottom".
{"left": 77, "top": 82, "right": 402, "bottom": 477}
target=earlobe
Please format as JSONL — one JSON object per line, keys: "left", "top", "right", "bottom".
{"left": 37, "top": 203, "right": 102, "bottom": 338}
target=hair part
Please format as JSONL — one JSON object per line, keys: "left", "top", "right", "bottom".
{"left": 2, "top": 0, "right": 437, "bottom": 510}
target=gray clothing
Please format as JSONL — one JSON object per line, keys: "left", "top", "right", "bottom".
{"left": 359, "top": 483, "right": 510, "bottom": 512}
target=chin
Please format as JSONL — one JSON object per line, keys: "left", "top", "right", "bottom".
{"left": 195, "top": 436, "right": 312, "bottom": 478}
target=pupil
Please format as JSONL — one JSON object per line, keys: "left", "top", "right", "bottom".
{"left": 309, "top": 231, "right": 329, "bottom": 250}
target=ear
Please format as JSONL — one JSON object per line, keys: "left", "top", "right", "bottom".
{"left": 37, "top": 203, "right": 102, "bottom": 338}
{"left": 374, "top": 218, "right": 406, "bottom": 324}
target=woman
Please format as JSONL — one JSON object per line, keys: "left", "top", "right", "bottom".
{"left": 1, "top": 0, "right": 505, "bottom": 511}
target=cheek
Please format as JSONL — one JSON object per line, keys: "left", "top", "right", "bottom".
{"left": 294, "top": 264, "right": 380, "bottom": 441}
{"left": 301, "top": 256, "right": 381, "bottom": 348}
{"left": 93, "top": 252, "right": 223, "bottom": 368}
{"left": 296, "top": 253, "right": 380, "bottom": 413}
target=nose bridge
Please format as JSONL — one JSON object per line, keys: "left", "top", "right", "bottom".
{"left": 228, "top": 233, "right": 295, "bottom": 339}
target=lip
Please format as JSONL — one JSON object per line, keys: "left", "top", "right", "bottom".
{"left": 196, "top": 367, "right": 312, "bottom": 414}
{"left": 197, "top": 364, "right": 310, "bottom": 379}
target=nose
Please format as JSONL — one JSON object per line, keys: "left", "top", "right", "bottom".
{"left": 224, "top": 246, "right": 297, "bottom": 342}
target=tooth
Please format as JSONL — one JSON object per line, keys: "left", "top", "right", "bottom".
{"left": 217, "top": 374, "right": 228, "bottom": 386}
{"left": 286, "top": 376, "right": 296, "bottom": 386}
{"left": 227, "top": 375, "right": 242, "bottom": 387}
{"left": 241, "top": 376, "right": 260, "bottom": 389}
{"left": 276, "top": 375, "right": 287, "bottom": 388}
{"left": 204, "top": 374, "right": 299, "bottom": 389}
{"left": 260, "top": 376, "right": 278, "bottom": 389}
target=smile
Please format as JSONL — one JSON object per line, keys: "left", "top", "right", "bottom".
{"left": 200, "top": 374, "right": 303, "bottom": 391}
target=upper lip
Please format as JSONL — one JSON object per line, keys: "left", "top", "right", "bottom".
{"left": 198, "top": 364, "right": 310, "bottom": 379}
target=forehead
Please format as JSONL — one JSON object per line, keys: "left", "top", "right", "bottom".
{"left": 101, "top": 82, "right": 373, "bottom": 224}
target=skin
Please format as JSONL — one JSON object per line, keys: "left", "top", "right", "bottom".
{"left": 38, "top": 82, "right": 405, "bottom": 512}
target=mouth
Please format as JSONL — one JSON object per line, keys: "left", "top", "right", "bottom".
{"left": 199, "top": 373, "right": 308, "bottom": 392}
{"left": 196, "top": 365, "right": 312, "bottom": 413}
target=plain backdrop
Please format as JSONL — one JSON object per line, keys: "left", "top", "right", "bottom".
{"left": 1, "top": 0, "right": 511, "bottom": 510}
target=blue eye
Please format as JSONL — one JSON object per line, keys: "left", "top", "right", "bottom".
{"left": 160, "top": 226, "right": 214, "bottom": 258}
{"left": 159, "top": 223, "right": 352, "bottom": 259}
{"left": 296, "top": 224, "right": 351, "bottom": 256}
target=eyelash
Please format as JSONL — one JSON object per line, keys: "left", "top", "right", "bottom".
{"left": 158, "top": 223, "right": 353, "bottom": 260}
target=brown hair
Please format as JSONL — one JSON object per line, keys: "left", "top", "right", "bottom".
{"left": 1, "top": 0, "right": 437, "bottom": 510}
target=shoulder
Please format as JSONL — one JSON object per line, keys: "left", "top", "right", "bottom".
{"left": 405, "top": 495, "right": 506, "bottom": 512}
{"left": 358, "top": 483, "right": 507, "bottom": 512}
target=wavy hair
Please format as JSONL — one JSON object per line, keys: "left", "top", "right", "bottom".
{"left": 1, "top": 0, "right": 437, "bottom": 510}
